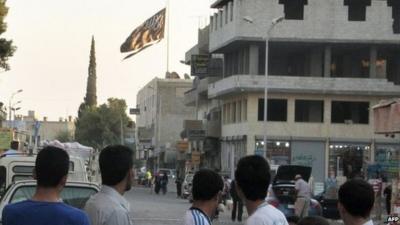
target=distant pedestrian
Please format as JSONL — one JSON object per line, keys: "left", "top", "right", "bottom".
{"left": 235, "top": 155, "right": 288, "bottom": 225}
{"left": 160, "top": 172, "right": 169, "bottom": 195}
{"left": 145, "top": 170, "right": 152, "bottom": 187}
{"left": 297, "top": 216, "right": 330, "bottom": 225}
{"left": 230, "top": 180, "right": 243, "bottom": 222}
{"left": 294, "top": 174, "right": 311, "bottom": 218}
{"left": 84, "top": 145, "right": 134, "bottom": 225}
{"left": 184, "top": 169, "right": 223, "bottom": 225}
{"left": 176, "top": 174, "right": 183, "bottom": 198}
{"left": 384, "top": 184, "right": 392, "bottom": 215}
{"left": 2, "top": 146, "right": 90, "bottom": 225}
{"left": 338, "top": 179, "right": 374, "bottom": 225}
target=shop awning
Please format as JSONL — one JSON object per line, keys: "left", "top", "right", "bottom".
{"left": 373, "top": 99, "right": 400, "bottom": 134}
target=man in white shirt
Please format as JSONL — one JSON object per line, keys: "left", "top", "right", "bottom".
{"left": 235, "top": 155, "right": 288, "bottom": 225}
{"left": 183, "top": 169, "right": 224, "bottom": 225}
{"left": 84, "top": 145, "right": 134, "bottom": 225}
{"left": 294, "top": 174, "right": 311, "bottom": 218}
{"left": 338, "top": 179, "right": 375, "bottom": 225}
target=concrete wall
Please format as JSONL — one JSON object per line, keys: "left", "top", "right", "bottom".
{"left": 210, "top": 0, "right": 399, "bottom": 52}
{"left": 220, "top": 92, "right": 397, "bottom": 155}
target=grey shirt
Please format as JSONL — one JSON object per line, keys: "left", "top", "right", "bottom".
{"left": 84, "top": 185, "right": 133, "bottom": 225}
{"left": 295, "top": 178, "right": 311, "bottom": 198}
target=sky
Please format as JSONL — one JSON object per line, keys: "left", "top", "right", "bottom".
{"left": 0, "top": 0, "right": 213, "bottom": 121}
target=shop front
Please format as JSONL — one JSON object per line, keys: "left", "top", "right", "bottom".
{"left": 255, "top": 139, "right": 291, "bottom": 165}
{"left": 374, "top": 144, "right": 400, "bottom": 181}
{"left": 328, "top": 142, "right": 371, "bottom": 179}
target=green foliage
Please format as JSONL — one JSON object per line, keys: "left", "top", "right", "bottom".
{"left": 0, "top": 0, "right": 15, "bottom": 71}
{"left": 55, "top": 130, "right": 74, "bottom": 142}
{"left": 75, "top": 98, "right": 132, "bottom": 149}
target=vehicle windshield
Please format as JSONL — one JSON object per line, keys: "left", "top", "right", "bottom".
{"left": 10, "top": 185, "right": 97, "bottom": 209}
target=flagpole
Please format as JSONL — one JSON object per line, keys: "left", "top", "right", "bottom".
{"left": 166, "top": 0, "right": 170, "bottom": 74}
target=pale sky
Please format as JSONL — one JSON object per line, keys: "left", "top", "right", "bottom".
{"left": 0, "top": 0, "right": 213, "bottom": 121}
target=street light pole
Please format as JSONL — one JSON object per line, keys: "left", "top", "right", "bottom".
{"left": 8, "top": 89, "right": 23, "bottom": 125}
{"left": 263, "top": 17, "right": 284, "bottom": 158}
{"left": 243, "top": 16, "right": 283, "bottom": 158}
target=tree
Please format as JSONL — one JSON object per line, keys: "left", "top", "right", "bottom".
{"left": 75, "top": 98, "right": 132, "bottom": 149}
{"left": 0, "top": 0, "right": 16, "bottom": 71}
{"left": 84, "top": 36, "right": 97, "bottom": 107}
{"left": 55, "top": 130, "right": 74, "bottom": 142}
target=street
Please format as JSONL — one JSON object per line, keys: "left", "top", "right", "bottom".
{"left": 125, "top": 182, "right": 350, "bottom": 225}
{"left": 126, "top": 183, "right": 246, "bottom": 225}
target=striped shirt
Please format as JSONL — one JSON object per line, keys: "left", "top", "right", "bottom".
{"left": 184, "top": 207, "right": 211, "bottom": 225}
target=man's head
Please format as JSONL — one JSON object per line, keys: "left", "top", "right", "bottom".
{"left": 35, "top": 146, "right": 69, "bottom": 189}
{"left": 192, "top": 169, "right": 223, "bottom": 207}
{"left": 235, "top": 155, "right": 271, "bottom": 202}
{"left": 338, "top": 179, "right": 374, "bottom": 221}
{"left": 99, "top": 145, "right": 133, "bottom": 191}
{"left": 295, "top": 174, "right": 302, "bottom": 180}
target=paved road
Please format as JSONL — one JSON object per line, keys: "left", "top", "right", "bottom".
{"left": 125, "top": 183, "right": 347, "bottom": 225}
{"left": 126, "top": 184, "right": 245, "bottom": 225}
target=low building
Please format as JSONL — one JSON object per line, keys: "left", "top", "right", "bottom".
{"left": 136, "top": 78, "right": 196, "bottom": 173}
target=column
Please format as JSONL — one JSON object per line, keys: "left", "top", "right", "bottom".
{"left": 249, "top": 45, "right": 260, "bottom": 75}
{"left": 324, "top": 46, "right": 332, "bottom": 77}
{"left": 370, "top": 46, "right": 377, "bottom": 78}
{"left": 310, "top": 47, "right": 323, "bottom": 77}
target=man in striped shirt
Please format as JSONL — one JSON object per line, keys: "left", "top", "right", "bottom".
{"left": 184, "top": 169, "right": 224, "bottom": 225}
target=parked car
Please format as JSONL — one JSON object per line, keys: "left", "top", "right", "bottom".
{"left": 182, "top": 173, "right": 194, "bottom": 199}
{"left": 266, "top": 165, "right": 322, "bottom": 217}
{"left": 158, "top": 168, "right": 176, "bottom": 179}
{"left": 315, "top": 191, "right": 340, "bottom": 219}
{"left": 0, "top": 180, "right": 100, "bottom": 224}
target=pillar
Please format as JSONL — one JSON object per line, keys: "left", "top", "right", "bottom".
{"left": 249, "top": 45, "right": 260, "bottom": 75}
{"left": 324, "top": 46, "right": 332, "bottom": 77}
{"left": 370, "top": 46, "right": 377, "bottom": 78}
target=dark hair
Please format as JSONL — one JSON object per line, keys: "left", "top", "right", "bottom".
{"left": 298, "top": 216, "right": 330, "bottom": 225}
{"left": 35, "top": 146, "right": 69, "bottom": 187}
{"left": 235, "top": 155, "right": 271, "bottom": 201}
{"left": 192, "top": 169, "right": 223, "bottom": 201}
{"left": 286, "top": 215, "right": 300, "bottom": 225}
{"left": 338, "top": 179, "right": 374, "bottom": 218}
{"left": 10, "top": 141, "right": 19, "bottom": 150}
{"left": 99, "top": 145, "right": 133, "bottom": 186}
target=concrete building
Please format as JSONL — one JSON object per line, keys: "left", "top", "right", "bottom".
{"left": 185, "top": 0, "right": 400, "bottom": 184}
{"left": 2, "top": 110, "right": 75, "bottom": 148}
{"left": 136, "top": 78, "right": 196, "bottom": 172}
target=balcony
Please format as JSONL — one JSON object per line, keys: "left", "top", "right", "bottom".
{"left": 208, "top": 75, "right": 400, "bottom": 98}
{"left": 184, "top": 77, "right": 222, "bottom": 106}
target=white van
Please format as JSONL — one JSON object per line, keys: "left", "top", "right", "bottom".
{"left": 0, "top": 154, "right": 88, "bottom": 196}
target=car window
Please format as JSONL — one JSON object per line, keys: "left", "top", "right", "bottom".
{"left": 0, "top": 166, "right": 6, "bottom": 197}
{"left": 9, "top": 185, "right": 98, "bottom": 209}
{"left": 12, "top": 175, "right": 32, "bottom": 182}
{"left": 12, "top": 166, "right": 34, "bottom": 174}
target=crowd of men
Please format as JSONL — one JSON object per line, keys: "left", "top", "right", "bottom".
{"left": 0, "top": 145, "right": 378, "bottom": 225}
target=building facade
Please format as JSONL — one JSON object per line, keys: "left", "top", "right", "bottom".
{"left": 186, "top": 0, "right": 400, "bottom": 184}
{"left": 136, "top": 78, "right": 196, "bottom": 172}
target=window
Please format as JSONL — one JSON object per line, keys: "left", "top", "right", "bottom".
{"left": 279, "top": 0, "right": 307, "bottom": 20}
{"left": 344, "top": 0, "right": 370, "bottom": 21}
{"left": 242, "top": 99, "right": 247, "bottom": 121}
{"left": 12, "top": 166, "right": 34, "bottom": 174}
{"left": 258, "top": 99, "right": 287, "bottom": 122}
{"left": 225, "top": 5, "right": 228, "bottom": 24}
{"left": 295, "top": 100, "right": 324, "bottom": 122}
{"left": 230, "top": 1, "right": 234, "bottom": 21}
{"left": 237, "top": 101, "right": 242, "bottom": 123}
{"left": 232, "top": 102, "right": 236, "bottom": 123}
{"left": 331, "top": 101, "right": 369, "bottom": 124}
{"left": 0, "top": 166, "right": 6, "bottom": 196}
{"left": 388, "top": 0, "right": 400, "bottom": 34}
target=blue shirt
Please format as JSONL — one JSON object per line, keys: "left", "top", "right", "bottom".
{"left": 2, "top": 200, "right": 90, "bottom": 225}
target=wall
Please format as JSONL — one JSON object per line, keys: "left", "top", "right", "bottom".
{"left": 210, "top": 0, "right": 399, "bottom": 52}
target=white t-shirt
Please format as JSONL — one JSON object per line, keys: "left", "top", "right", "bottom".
{"left": 184, "top": 208, "right": 211, "bottom": 225}
{"left": 245, "top": 202, "right": 288, "bottom": 225}
{"left": 295, "top": 179, "right": 311, "bottom": 198}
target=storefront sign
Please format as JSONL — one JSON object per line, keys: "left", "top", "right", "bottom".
{"left": 176, "top": 141, "right": 189, "bottom": 153}
{"left": 129, "top": 108, "right": 140, "bottom": 115}
{"left": 192, "top": 151, "right": 201, "bottom": 165}
{"left": 187, "top": 130, "right": 205, "bottom": 140}
{"left": 191, "top": 55, "right": 209, "bottom": 76}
